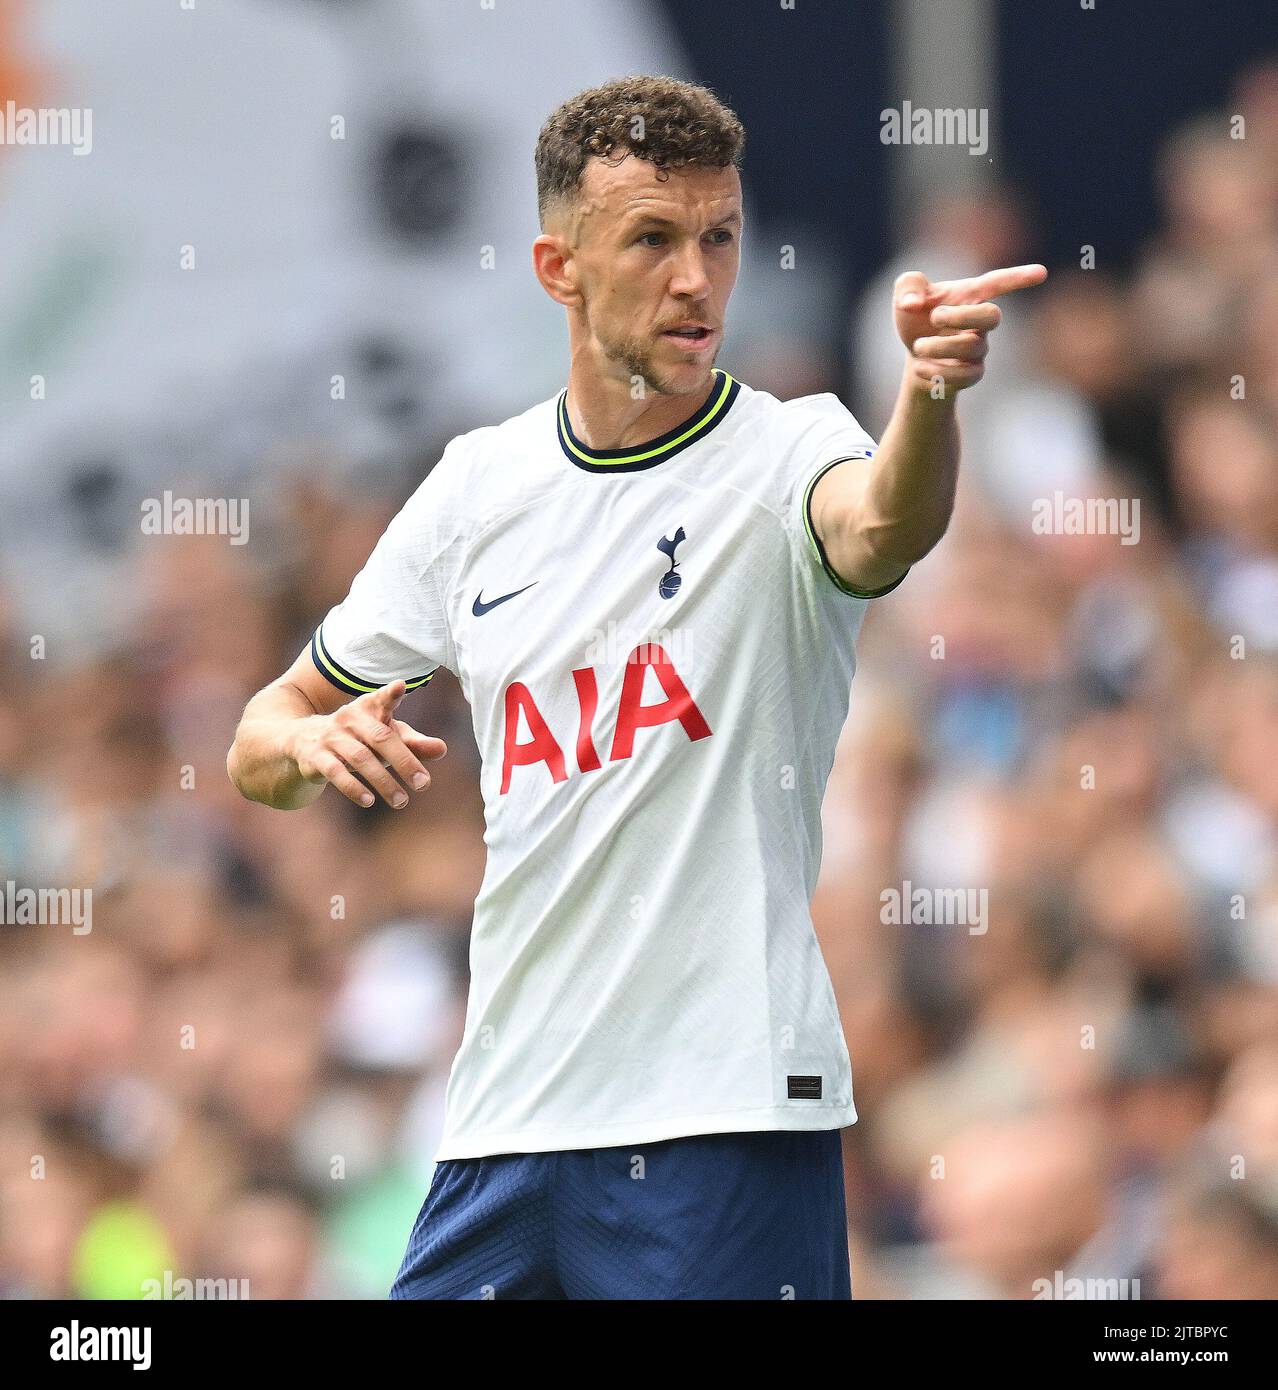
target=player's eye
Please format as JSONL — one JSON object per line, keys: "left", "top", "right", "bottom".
{"left": 637, "top": 231, "right": 665, "bottom": 247}
{"left": 707, "top": 228, "right": 735, "bottom": 244}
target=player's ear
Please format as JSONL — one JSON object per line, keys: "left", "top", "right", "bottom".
{"left": 532, "top": 232, "right": 582, "bottom": 308}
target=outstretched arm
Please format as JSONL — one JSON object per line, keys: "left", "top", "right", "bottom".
{"left": 812, "top": 263, "right": 1048, "bottom": 594}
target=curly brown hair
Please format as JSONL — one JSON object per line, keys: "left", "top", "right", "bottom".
{"left": 534, "top": 75, "right": 746, "bottom": 229}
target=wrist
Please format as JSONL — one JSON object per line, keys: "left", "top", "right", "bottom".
{"left": 903, "top": 357, "right": 959, "bottom": 403}
{"left": 281, "top": 713, "right": 321, "bottom": 770}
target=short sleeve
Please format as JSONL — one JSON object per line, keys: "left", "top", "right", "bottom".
{"left": 311, "top": 450, "right": 461, "bottom": 697}
{"left": 782, "top": 396, "right": 909, "bottom": 601}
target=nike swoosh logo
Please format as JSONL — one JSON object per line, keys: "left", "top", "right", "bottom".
{"left": 472, "top": 582, "right": 538, "bottom": 616}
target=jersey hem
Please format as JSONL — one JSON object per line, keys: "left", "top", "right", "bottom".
{"left": 433, "top": 1101, "right": 858, "bottom": 1162}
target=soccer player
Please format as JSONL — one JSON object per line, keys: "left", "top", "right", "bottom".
{"left": 227, "top": 75, "right": 1046, "bottom": 1300}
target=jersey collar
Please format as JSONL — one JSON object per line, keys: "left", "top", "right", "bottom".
{"left": 557, "top": 369, "right": 741, "bottom": 473}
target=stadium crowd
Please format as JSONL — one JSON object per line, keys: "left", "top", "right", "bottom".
{"left": 1, "top": 64, "right": 1277, "bottom": 1298}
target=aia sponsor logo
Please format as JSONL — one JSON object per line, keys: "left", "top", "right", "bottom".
{"left": 500, "top": 643, "right": 710, "bottom": 794}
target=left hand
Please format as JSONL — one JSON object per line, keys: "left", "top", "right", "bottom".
{"left": 894, "top": 263, "right": 1048, "bottom": 397}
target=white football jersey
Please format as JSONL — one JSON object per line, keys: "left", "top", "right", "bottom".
{"left": 313, "top": 369, "right": 903, "bottom": 1159}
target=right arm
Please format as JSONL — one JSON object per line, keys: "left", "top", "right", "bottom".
{"left": 234, "top": 443, "right": 457, "bottom": 812}
{"left": 227, "top": 647, "right": 446, "bottom": 811}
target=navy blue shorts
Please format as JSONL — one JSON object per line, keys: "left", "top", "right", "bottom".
{"left": 390, "top": 1128, "right": 851, "bottom": 1300}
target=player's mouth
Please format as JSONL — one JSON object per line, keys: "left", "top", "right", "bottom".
{"left": 660, "top": 324, "right": 715, "bottom": 352}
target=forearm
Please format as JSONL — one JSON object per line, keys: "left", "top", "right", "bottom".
{"left": 813, "top": 364, "right": 960, "bottom": 592}
{"left": 865, "top": 363, "right": 961, "bottom": 562}
{"left": 227, "top": 682, "right": 328, "bottom": 810}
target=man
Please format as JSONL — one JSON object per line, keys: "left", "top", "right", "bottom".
{"left": 227, "top": 75, "right": 1045, "bottom": 1299}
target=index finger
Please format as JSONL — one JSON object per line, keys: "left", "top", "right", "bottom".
{"left": 965, "top": 263, "right": 1048, "bottom": 300}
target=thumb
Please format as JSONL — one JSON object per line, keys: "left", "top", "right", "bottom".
{"left": 366, "top": 679, "right": 408, "bottom": 719}
{"left": 894, "top": 270, "right": 934, "bottom": 311}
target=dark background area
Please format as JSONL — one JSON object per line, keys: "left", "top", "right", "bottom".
{"left": 661, "top": 0, "right": 1276, "bottom": 287}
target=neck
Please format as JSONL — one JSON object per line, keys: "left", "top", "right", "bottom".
{"left": 564, "top": 356, "right": 717, "bottom": 451}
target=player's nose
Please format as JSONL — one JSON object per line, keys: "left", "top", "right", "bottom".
{"left": 667, "top": 244, "right": 712, "bottom": 298}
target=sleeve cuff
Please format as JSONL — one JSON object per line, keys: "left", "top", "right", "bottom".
{"left": 310, "top": 626, "right": 435, "bottom": 697}
{"left": 802, "top": 457, "right": 910, "bottom": 599}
